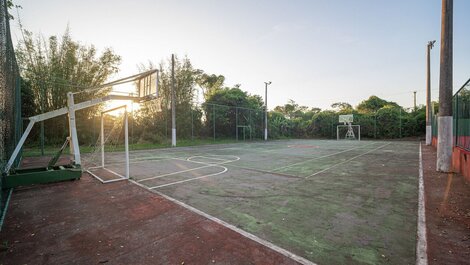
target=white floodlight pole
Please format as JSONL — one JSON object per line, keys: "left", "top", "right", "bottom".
{"left": 437, "top": 0, "right": 453, "bottom": 172}
{"left": 124, "top": 107, "right": 129, "bottom": 179}
{"left": 264, "top": 81, "right": 271, "bottom": 141}
{"left": 67, "top": 92, "right": 81, "bottom": 165}
{"left": 425, "top": 40, "right": 436, "bottom": 146}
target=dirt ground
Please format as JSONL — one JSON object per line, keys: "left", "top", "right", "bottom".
{"left": 0, "top": 175, "right": 300, "bottom": 265}
{"left": 422, "top": 144, "right": 470, "bottom": 264}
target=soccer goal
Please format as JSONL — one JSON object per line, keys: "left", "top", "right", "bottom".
{"left": 85, "top": 105, "right": 129, "bottom": 183}
{"left": 337, "top": 114, "right": 361, "bottom": 140}
{"left": 3, "top": 69, "right": 158, "bottom": 188}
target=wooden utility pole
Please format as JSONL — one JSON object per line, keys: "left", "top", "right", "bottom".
{"left": 426, "top": 40, "right": 436, "bottom": 146}
{"left": 171, "top": 54, "right": 176, "bottom": 147}
{"left": 437, "top": 0, "right": 453, "bottom": 172}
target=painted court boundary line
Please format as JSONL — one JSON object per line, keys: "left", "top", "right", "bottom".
{"left": 130, "top": 179, "right": 317, "bottom": 265}
{"left": 148, "top": 166, "right": 228, "bottom": 189}
{"left": 302, "top": 142, "right": 390, "bottom": 178}
{"left": 416, "top": 143, "right": 428, "bottom": 265}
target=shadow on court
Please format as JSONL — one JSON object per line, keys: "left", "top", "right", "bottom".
{"left": 0, "top": 174, "right": 300, "bottom": 264}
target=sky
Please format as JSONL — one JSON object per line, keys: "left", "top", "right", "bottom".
{"left": 10, "top": 0, "right": 470, "bottom": 111}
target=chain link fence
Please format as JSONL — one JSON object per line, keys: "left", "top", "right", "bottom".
{"left": 431, "top": 78, "right": 470, "bottom": 152}
{"left": 128, "top": 102, "right": 265, "bottom": 146}
{"left": 0, "top": 0, "right": 21, "bottom": 220}
{"left": 454, "top": 78, "right": 470, "bottom": 151}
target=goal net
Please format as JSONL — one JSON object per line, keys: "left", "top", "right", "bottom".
{"left": 337, "top": 125, "right": 361, "bottom": 140}
{"left": 84, "top": 105, "right": 129, "bottom": 183}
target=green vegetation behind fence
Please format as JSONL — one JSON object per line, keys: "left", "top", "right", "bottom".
{"left": 454, "top": 78, "right": 470, "bottom": 151}
{"left": 0, "top": 0, "right": 21, "bottom": 220}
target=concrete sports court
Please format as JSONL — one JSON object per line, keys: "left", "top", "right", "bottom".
{"left": 76, "top": 139, "right": 421, "bottom": 264}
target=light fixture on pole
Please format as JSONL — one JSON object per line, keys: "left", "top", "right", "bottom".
{"left": 264, "top": 81, "right": 271, "bottom": 141}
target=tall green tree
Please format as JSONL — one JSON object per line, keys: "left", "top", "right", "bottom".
{"left": 196, "top": 73, "right": 225, "bottom": 100}
{"left": 356, "top": 96, "right": 399, "bottom": 113}
{"left": 16, "top": 27, "right": 121, "bottom": 114}
{"left": 135, "top": 55, "right": 201, "bottom": 142}
{"left": 204, "top": 87, "right": 263, "bottom": 138}
{"left": 16, "top": 27, "right": 121, "bottom": 144}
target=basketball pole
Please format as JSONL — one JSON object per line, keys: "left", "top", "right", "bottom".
{"left": 436, "top": 0, "right": 453, "bottom": 172}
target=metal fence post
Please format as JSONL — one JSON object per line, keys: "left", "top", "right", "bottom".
{"left": 213, "top": 104, "right": 216, "bottom": 141}
{"left": 236, "top": 107, "right": 238, "bottom": 141}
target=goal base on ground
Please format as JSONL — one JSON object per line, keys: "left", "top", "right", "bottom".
{"left": 86, "top": 167, "right": 127, "bottom": 184}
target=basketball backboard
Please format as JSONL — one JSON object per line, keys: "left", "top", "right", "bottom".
{"left": 339, "top": 114, "right": 353, "bottom": 124}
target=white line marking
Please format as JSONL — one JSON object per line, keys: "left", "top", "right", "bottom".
{"left": 130, "top": 179, "right": 317, "bottom": 265}
{"left": 136, "top": 155, "right": 240, "bottom": 182}
{"left": 86, "top": 167, "right": 127, "bottom": 184}
{"left": 274, "top": 141, "right": 377, "bottom": 171}
{"left": 305, "top": 142, "right": 391, "bottom": 179}
{"left": 137, "top": 164, "right": 214, "bottom": 182}
{"left": 149, "top": 166, "right": 228, "bottom": 189}
{"left": 187, "top": 155, "right": 240, "bottom": 163}
{"left": 416, "top": 143, "right": 428, "bottom": 265}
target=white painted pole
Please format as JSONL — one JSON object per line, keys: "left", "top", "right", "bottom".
{"left": 67, "top": 92, "right": 81, "bottom": 165}
{"left": 3, "top": 120, "right": 35, "bottom": 174}
{"left": 264, "top": 81, "right": 271, "bottom": 141}
{"left": 436, "top": 0, "right": 453, "bottom": 172}
{"left": 124, "top": 108, "right": 129, "bottom": 179}
{"left": 101, "top": 114, "right": 104, "bottom": 168}
{"left": 425, "top": 40, "right": 435, "bottom": 146}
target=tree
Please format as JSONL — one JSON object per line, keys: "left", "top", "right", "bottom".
{"left": 331, "top": 102, "right": 352, "bottom": 112}
{"left": 204, "top": 87, "right": 263, "bottom": 138}
{"left": 135, "top": 55, "right": 201, "bottom": 142}
{"left": 356, "top": 96, "right": 399, "bottom": 113}
{"left": 16, "top": 27, "right": 121, "bottom": 114}
{"left": 274, "top": 99, "right": 310, "bottom": 120}
{"left": 19, "top": 77, "right": 36, "bottom": 117}
{"left": 15, "top": 27, "right": 121, "bottom": 143}
{"left": 196, "top": 73, "right": 225, "bottom": 100}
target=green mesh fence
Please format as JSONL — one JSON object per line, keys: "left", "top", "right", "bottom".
{"left": 431, "top": 104, "right": 438, "bottom": 137}
{"left": 128, "top": 102, "right": 266, "bottom": 146}
{"left": 454, "top": 78, "right": 470, "bottom": 151}
{"left": 124, "top": 102, "right": 419, "bottom": 146}
{"left": 0, "top": 0, "right": 21, "bottom": 218}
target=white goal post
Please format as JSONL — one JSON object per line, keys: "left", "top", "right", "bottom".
{"left": 337, "top": 114, "right": 360, "bottom": 140}
{"left": 86, "top": 105, "right": 130, "bottom": 183}
{"left": 337, "top": 125, "right": 361, "bottom": 140}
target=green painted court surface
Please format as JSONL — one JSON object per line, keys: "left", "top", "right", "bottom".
{"left": 84, "top": 139, "right": 419, "bottom": 265}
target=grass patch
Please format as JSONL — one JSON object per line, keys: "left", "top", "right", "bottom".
{"left": 21, "top": 138, "right": 251, "bottom": 157}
